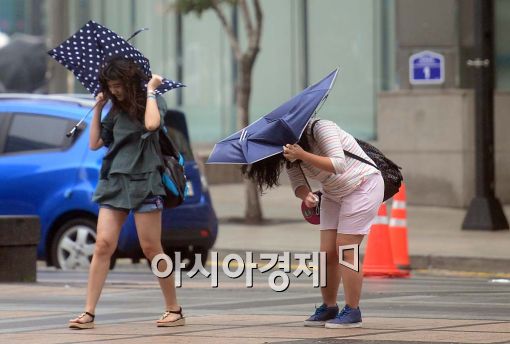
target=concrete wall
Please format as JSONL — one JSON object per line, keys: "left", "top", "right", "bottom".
{"left": 395, "top": 0, "right": 475, "bottom": 89}
{"left": 390, "top": 0, "right": 509, "bottom": 207}
{"left": 494, "top": 92, "right": 510, "bottom": 203}
{"left": 377, "top": 90, "right": 509, "bottom": 207}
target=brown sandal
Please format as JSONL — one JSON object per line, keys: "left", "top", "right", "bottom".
{"left": 157, "top": 307, "right": 185, "bottom": 327}
{"left": 69, "top": 311, "right": 95, "bottom": 329}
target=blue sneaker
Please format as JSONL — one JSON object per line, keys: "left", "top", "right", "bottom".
{"left": 325, "top": 304, "right": 362, "bottom": 328}
{"left": 303, "top": 303, "right": 339, "bottom": 327}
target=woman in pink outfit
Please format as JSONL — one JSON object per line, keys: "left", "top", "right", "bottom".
{"left": 243, "top": 118, "right": 384, "bottom": 329}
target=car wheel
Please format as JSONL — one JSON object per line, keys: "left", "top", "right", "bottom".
{"left": 50, "top": 218, "right": 116, "bottom": 270}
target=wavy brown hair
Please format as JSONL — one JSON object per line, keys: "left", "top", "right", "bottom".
{"left": 242, "top": 130, "right": 312, "bottom": 193}
{"left": 98, "top": 57, "right": 148, "bottom": 123}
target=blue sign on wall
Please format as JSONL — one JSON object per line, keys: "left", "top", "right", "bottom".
{"left": 409, "top": 51, "right": 445, "bottom": 85}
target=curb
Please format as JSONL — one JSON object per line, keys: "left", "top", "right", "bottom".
{"left": 410, "top": 255, "right": 510, "bottom": 274}
{"left": 211, "top": 249, "right": 510, "bottom": 274}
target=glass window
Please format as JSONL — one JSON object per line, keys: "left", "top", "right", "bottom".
{"left": 306, "top": 0, "right": 394, "bottom": 140}
{"left": 166, "top": 128, "right": 194, "bottom": 161}
{"left": 0, "top": 0, "right": 44, "bottom": 35}
{"left": 496, "top": 0, "right": 510, "bottom": 90}
{"left": 164, "top": 110, "right": 195, "bottom": 161}
{"left": 4, "top": 113, "right": 74, "bottom": 154}
{"left": 0, "top": 112, "right": 10, "bottom": 152}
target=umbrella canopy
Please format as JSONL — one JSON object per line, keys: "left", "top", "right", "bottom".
{"left": 207, "top": 68, "right": 339, "bottom": 164}
{"left": 48, "top": 20, "right": 184, "bottom": 96}
{"left": 0, "top": 34, "right": 47, "bottom": 92}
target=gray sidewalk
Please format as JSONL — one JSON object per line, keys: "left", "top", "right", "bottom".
{"left": 2, "top": 273, "right": 510, "bottom": 344}
{"left": 209, "top": 183, "right": 510, "bottom": 274}
{"left": 1, "top": 184, "right": 509, "bottom": 344}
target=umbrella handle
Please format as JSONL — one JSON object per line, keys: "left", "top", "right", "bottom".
{"left": 66, "top": 101, "right": 103, "bottom": 137}
{"left": 66, "top": 126, "right": 78, "bottom": 138}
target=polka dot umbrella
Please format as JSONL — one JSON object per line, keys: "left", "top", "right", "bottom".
{"left": 48, "top": 20, "right": 184, "bottom": 96}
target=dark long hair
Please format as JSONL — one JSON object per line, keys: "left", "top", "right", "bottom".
{"left": 242, "top": 129, "right": 312, "bottom": 193}
{"left": 98, "top": 57, "right": 148, "bottom": 123}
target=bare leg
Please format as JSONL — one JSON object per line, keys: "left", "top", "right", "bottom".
{"left": 320, "top": 230, "right": 342, "bottom": 307}
{"left": 134, "top": 210, "right": 181, "bottom": 323}
{"left": 336, "top": 233, "right": 365, "bottom": 308}
{"left": 69, "top": 208, "right": 127, "bottom": 324}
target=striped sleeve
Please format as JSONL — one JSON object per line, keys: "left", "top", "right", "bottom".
{"left": 313, "top": 120, "right": 346, "bottom": 174}
{"left": 285, "top": 163, "right": 308, "bottom": 195}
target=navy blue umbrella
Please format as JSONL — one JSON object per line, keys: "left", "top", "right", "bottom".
{"left": 48, "top": 20, "right": 184, "bottom": 96}
{"left": 207, "top": 68, "right": 339, "bottom": 164}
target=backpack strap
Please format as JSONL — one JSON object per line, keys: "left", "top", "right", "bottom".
{"left": 310, "top": 118, "right": 379, "bottom": 171}
{"left": 343, "top": 150, "right": 378, "bottom": 170}
{"left": 298, "top": 162, "right": 312, "bottom": 191}
{"left": 310, "top": 118, "right": 321, "bottom": 141}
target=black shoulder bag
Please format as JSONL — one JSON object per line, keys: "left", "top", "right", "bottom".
{"left": 143, "top": 127, "right": 188, "bottom": 208}
{"left": 311, "top": 119, "right": 403, "bottom": 202}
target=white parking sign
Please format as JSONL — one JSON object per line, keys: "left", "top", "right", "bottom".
{"left": 409, "top": 50, "right": 445, "bottom": 85}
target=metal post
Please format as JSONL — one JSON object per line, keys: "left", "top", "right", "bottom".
{"left": 175, "top": 11, "right": 183, "bottom": 107}
{"left": 462, "top": 0, "right": 508, "bottom": 230}
{"left": 231, "top": 5, "right": 239, "bottom": 133}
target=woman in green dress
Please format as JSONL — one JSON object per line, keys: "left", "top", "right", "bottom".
{"left": 68, "top": 57, "right": 184, "bottom": 329}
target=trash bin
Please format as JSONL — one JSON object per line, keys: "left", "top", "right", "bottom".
{"left": 0, "top": 216, "right": 40, "bottom": 282}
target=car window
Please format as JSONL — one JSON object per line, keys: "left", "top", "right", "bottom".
{"left": 3, "top": 113, "right": 75, "bottom": 154}
{"left": 166, "top": 127, "right": 194, "bottom": 161}
{"left": 0, "top": 112, "right": 11, "bottom": 153}
{"left": 164, "top": 110, "right": 195, "bottom": 161}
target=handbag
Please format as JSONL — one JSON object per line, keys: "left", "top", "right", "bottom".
{"left": 152, "top": 126, "right": 188, "bottom": 208}
{"left": 311, "top": 119, "right": 402, "bottom": 202}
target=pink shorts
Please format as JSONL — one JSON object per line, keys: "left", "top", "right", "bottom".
{"left": 319, "top": 173, "right": 384, "bottom": 234}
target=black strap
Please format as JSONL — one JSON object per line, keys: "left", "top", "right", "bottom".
{"left": 310, "top": 118, "right": 321, "bottom": 140}
{"left": 150, "top": 128, "right": 172, "bottom": 176}
{"left": 148, "top": 126, "right": 180, "bottom": 159}
{"left": 343, "top": 150, "right": 378, "bottom": 170}
{"left": 298, "top": 163, "right": 312, "bottom": 191}
{"left": 166, "top": 307, "right": 183, "bottom": 315}
{"left": 310, "top": 119, "right": 379, "bottom": 171}
{"left": 83, "top": 312, "right": 95, "bottom": 320}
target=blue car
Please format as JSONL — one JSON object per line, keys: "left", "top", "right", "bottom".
{"left": 0, "top": 94, "right": 217, "bottom": 270}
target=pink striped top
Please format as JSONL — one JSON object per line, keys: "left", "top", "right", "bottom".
{"left": 286, "top": 119, "right": 380, "bottom": 199}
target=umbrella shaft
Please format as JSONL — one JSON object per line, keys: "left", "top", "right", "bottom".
{"left": 66, "top": 102, "right": 99, "bottom": 137}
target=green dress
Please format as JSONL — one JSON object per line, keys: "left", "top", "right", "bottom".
{"left": 92, "top": 100, "right": 167, "bottom": 209}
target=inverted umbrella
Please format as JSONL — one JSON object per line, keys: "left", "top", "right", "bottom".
{"left": 207, "top": 68, "right": 339, "bottom": 164}
{"left": 48, "top": 20, "right": 184, "bottom": 96}
{"left": 0, "top": 34, "right": 47, "bottom": 92}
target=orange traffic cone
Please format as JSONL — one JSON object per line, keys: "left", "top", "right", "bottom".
{"left": 388, "top": 183, "right": 411, "bottom": 270}
{"left": 363, "top": 203, "right": 409, "bottom": 277}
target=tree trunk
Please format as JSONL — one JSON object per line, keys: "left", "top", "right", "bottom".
{"left": 244, "top": 177, "right": 263, "bottom": 224}
{"left": 236, "top": 57, "right": 252, "bottom": 129}
{"left": 238, "top": 58, "right": 263, "bottom": 224}
{"left": 47, "top": 0, "right": 70, "bottom": 93}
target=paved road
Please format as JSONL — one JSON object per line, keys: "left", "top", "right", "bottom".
{"left": 0, "top": 261, "right": 509, "bottom": 343}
